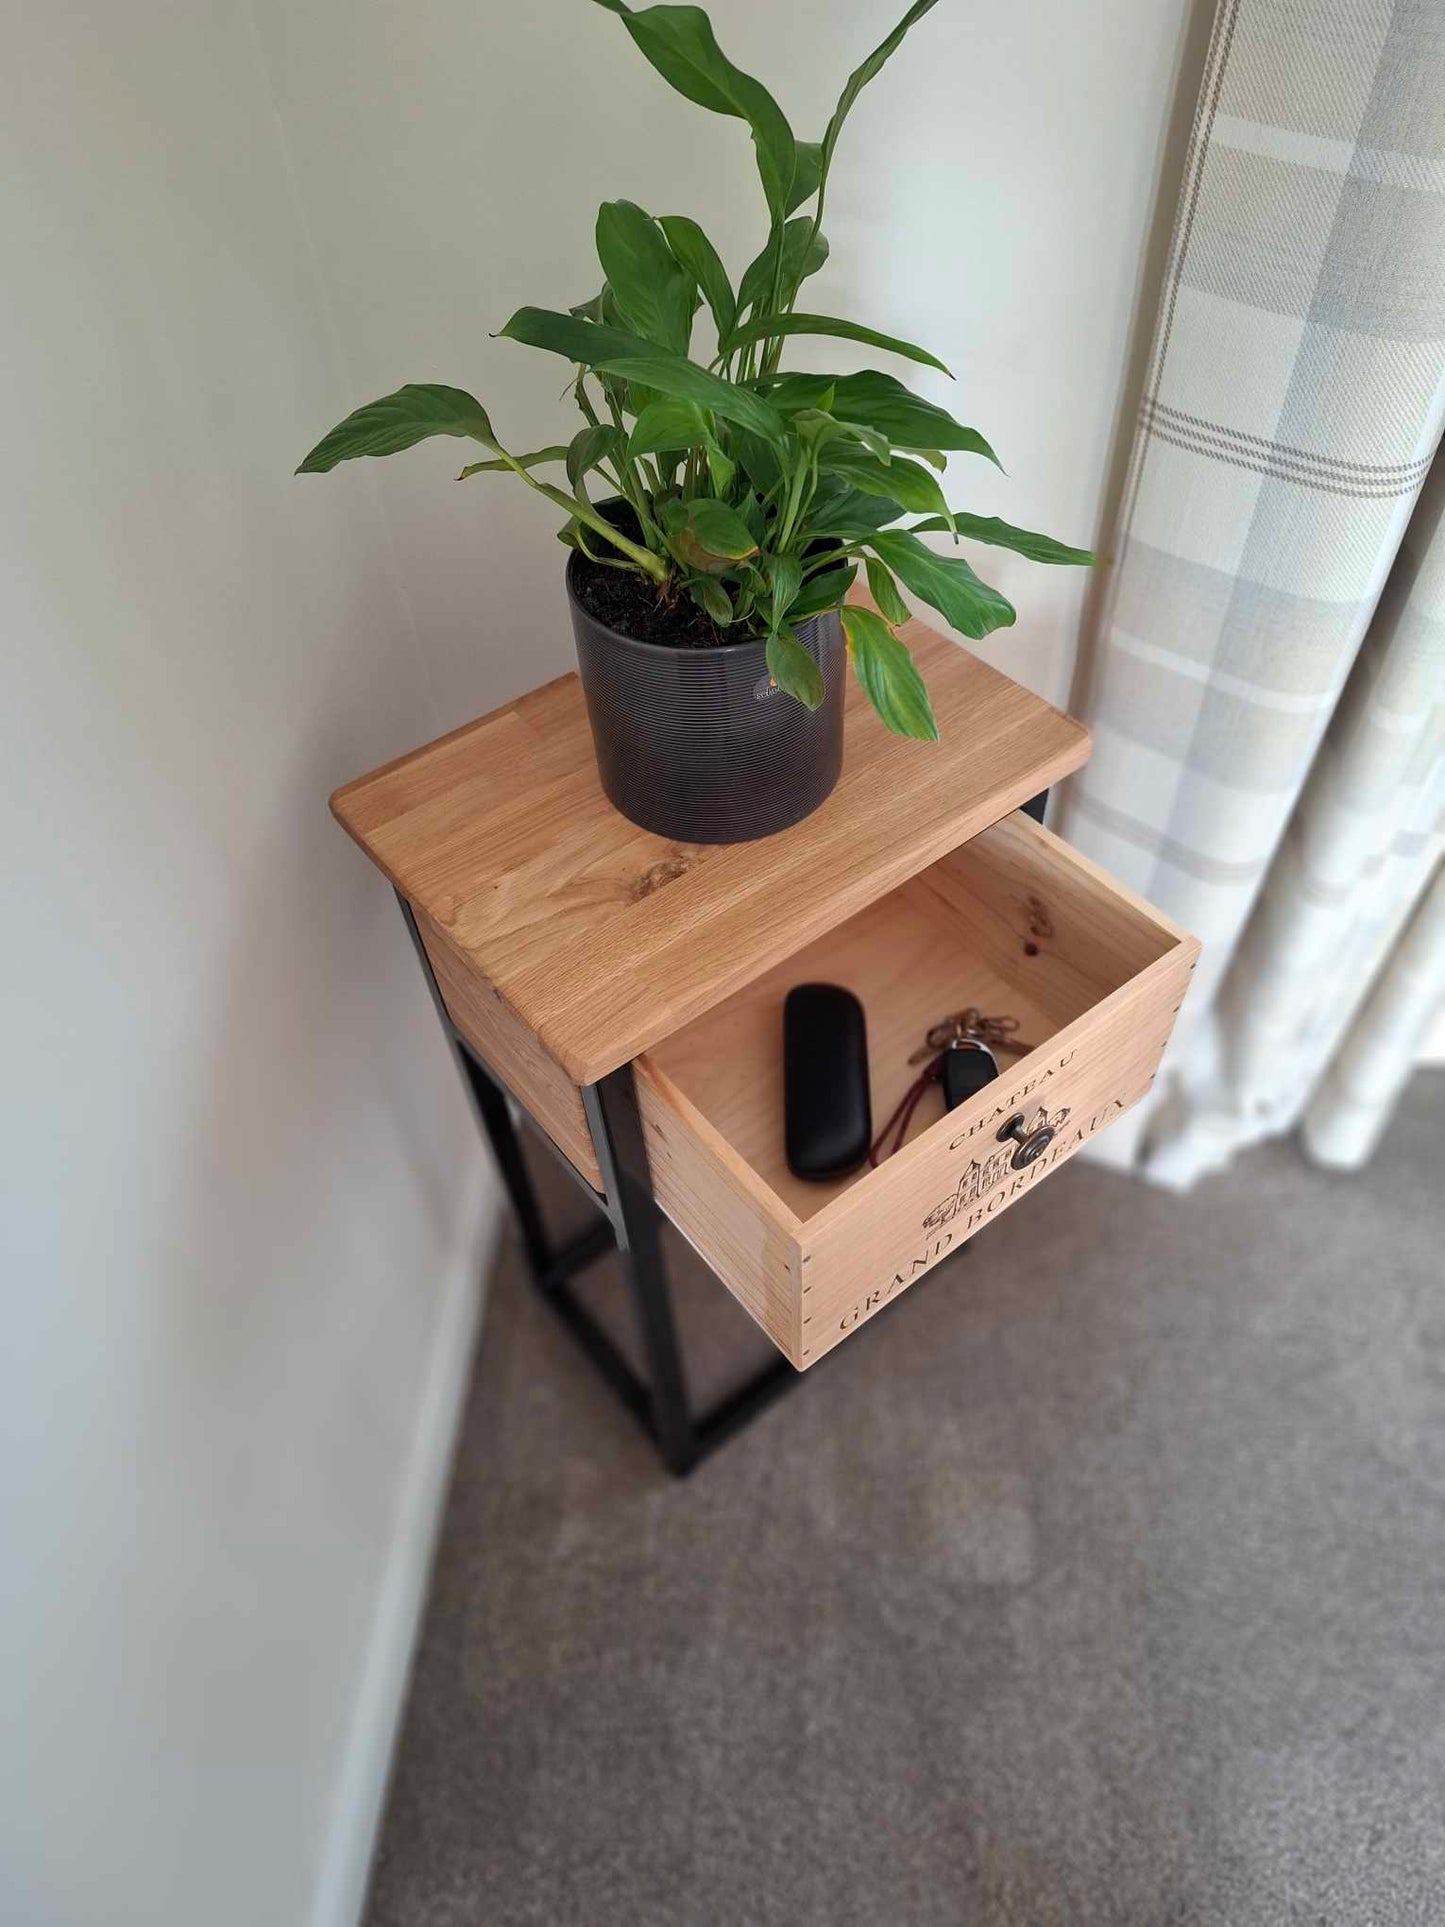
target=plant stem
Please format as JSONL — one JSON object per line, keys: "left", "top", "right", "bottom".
{"left": 601, "top": 386, "right": 663, "bottom": 541}
{"left": 574, "top": 525, "right": 637, "bottom": 571}
{"left": 800, "top": 546, "right": 853, "bottom": 579}
{"left": 500, "top": 454, "right": 668, "bottom": 582}
{"left": 774, "top": 448, "right": 814, "bottom": 554}
{"left": 574, "top": 374, "right": 601, "bottom": 427}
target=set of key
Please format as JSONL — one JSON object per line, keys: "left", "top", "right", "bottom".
{"left": 870, "top": 1008, "right": 1036, "bottom": 1165}
{"left": 910, "top": 1006, "right": 1035, "bottom": 1109}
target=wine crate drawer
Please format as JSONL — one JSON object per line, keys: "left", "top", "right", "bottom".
{"left": 635, "top": 813, "right": 1198, "bottom": 1368}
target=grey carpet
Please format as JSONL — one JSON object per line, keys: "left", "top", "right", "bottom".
{"left": 365, "top": 1074, "right": 1445, "bottom": 1927}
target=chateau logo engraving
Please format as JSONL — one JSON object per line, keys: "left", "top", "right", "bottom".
{"left": 921, "top": 1104, "right": 1071, "bottom": 1229}
{"left": 832, "top": 1094, "right": 1128, "bottom": 1336}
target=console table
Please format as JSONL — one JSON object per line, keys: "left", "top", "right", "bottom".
{"left": 332, "top": 614, "right": 1197, "bottom": 1473}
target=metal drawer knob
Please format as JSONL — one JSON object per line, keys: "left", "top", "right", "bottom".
{"left": 997, "top": 1112, "right": 1055, "bottom": 1170}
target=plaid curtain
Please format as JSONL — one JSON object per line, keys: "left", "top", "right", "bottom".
{"left": 1059, "top": 0, "right": 1445, "bottom": 1184}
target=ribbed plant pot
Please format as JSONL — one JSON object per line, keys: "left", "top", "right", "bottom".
{"left": 566, "top": 556, "right": 846, "bottom": 844}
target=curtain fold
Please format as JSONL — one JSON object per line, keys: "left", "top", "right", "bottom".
{"left": 1303, "top": 856, "right": 1445, "bottom": 1167}
{"left": 1060, "top": 0, "right": 1445, "bottom": 1185}
{"left": 1149, "top": 458, "right": 1445, "bottom": 1181}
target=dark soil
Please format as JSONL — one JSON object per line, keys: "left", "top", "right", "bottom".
{"left": 569, "top": 550, "right": 733, "bottom": 650}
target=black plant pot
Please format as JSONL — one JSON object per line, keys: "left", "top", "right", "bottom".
{"left": 566, "top": 555, "right": 846, "bottom": 843}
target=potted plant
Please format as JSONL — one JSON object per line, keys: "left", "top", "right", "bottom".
{"left": 298, "top": 0, "right": 1092, "bottom": 843}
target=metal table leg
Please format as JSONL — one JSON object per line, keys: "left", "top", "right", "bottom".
{"left": 395, "top": 891, "right": 794, "bottom": 1475}
{"left": 583, "top": 1071, "right": 698, "bottom": 1474}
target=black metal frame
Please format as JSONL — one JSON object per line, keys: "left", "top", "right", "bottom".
{"left": 395, "top": 790, "right": 1048, "bottom": 1477}
{"left": 396, "top": 891, "right": 793, "bottom": 1474}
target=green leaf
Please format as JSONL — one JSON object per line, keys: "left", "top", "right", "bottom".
{"left": 566, "top": 423, "right": 619, "bottom": 494}
{"left": 734, "top": 431, "right": 782, "bottom": 494}
{"left": 737, "top": 488, "right": 769, "bottom": 543}
{"left": 508, "top": 300, "right": 785, "bottom": 445}
{"left": 789, "top": 560, "right": 856, "bottom": 618}
{"left": 658, "top": 215, "right": 737, "bottom": 345}
{"left": 820, "top": 445, "right": 951, "bottom": 522}
{"left": 753, "top": 373, "right": 831, "bottom": 407}
{"left": 768, "top": 553, "right": 802, "bottom": 630}
{"left": 766, "top": 631, "right": 825, "bottom": 710}
{"left": 591, "top": 2, "right": 796, "bottom": 220}
{"left": 705, "top": 443, "right": 736, "bottom": 493}
{"left": 764, "top": 370, "right": 1001, "bottom": 464}
{"left": 731, "top": 562, "right": 764, "bottom": 622}
{"left": 661, "top": 496, "right": 759, "bottom": 571}
{"left": 906, "top": 446, "right": 947, "bottom": 471}
{"left": 497, "top": 306, "right": 660, "bottom": 366}
{"left": 834, "top": 375, "right": 996, "bottom": 459}
{"left": 735, "top": 217, "right": 829, "bottom": 320}
{"left": 628, "top": 398, "right": 711, "bottom": 457}
{"left": 809, "top": 487, "right": 908, "bottom": 541}
{"left": 457, "top": 443, "right": 568, "bottom": 479}
{"left": 786, "top": 408, "right": 890, "bottom": 464}
{"left": 869, "top": 530, "right": 1015, "bottom": 640}
{"left": 905, "top": 513, "right": 1096, "bottom": 565}
{"left": 591, "top": 353, "right": 786, "bottom": 441}
{"left": 865, "top": 555, "right": 910, "bottom": 625}
{"left": 297, "top": 384, "right": 496, "bottom": 473}
{"left": 725, "top": 312, "right": 951, "bottom": 376}
{"left": 787, "top": 409, "right": 849, "bottom": 451}
{"left": 765, "top": 385, "right": 838, "bottom": 426}
{"left": 595, "top": 201, "right": 694, "bottom": 353}
{"left": 786, "top": 141, "right": 823, "bottom": 214}
{"left": 815, "top": 3, "right": 940, "bottom": 219}
{"left": 807, "top": 472, "right": 850, "bottom": 514}
{"left": 690, "top": 576, "right": 734, "bottom": 624}
{"left": 841, "top": 604, "right": 938, "bottom": 740}
{"left": 838, "top": 422, "right": 893, "bottom": 464}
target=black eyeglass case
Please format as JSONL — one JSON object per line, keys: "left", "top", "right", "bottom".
{"left": 783, "top": 983, "right": 872, "bottom": 1181}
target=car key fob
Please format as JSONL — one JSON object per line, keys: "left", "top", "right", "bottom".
{"left": 784, "top": 984, "right": 871, "bottom": 1181}
{"left": 942, "top": 1039, "right": 999, "bottom": 1110}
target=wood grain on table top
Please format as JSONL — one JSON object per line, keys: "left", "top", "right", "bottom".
{"left": 330, "top": 615, "right": 1091, "bottom": 1085}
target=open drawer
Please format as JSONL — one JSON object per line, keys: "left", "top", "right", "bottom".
{"left": 635, "top": 813, "right": 1198, "bottom": 1368}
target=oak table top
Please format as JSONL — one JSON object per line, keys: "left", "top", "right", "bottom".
{"left": 331, "top": 615, "right": 1091, "bottom": 1086}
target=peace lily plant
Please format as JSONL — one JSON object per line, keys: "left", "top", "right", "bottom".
{"left": 298, "top": 0, "right": 1092, "bottom": 747}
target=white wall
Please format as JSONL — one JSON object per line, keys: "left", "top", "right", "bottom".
{"left": 2, "top": 3, "right": 1194, "bottom": 1925}
{"left": 1, "top": 7, "right": 491, "bottom": 1926}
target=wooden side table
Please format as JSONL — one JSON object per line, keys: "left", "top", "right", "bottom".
{"left": 333, "top": 616, "right": 1198, "bottom": 1473}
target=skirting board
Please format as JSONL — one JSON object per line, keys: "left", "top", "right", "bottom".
{"left": 309, "top": 1161, "right": 499, "bottom": 1927}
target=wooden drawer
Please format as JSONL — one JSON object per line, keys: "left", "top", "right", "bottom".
{"left": 636, "top": 813, "right": 1198, "bottom": 1368}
